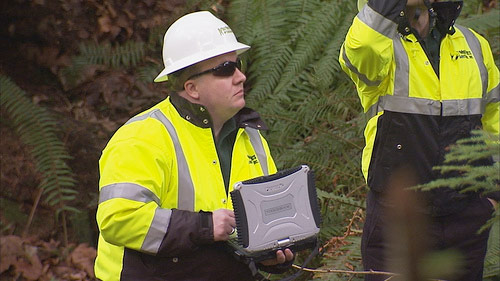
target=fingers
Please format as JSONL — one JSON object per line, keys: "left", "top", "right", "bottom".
{"left": 283, "top": 248, "right": 294, "bottom": 261}
{"left": 275, "top": 250, "right": 286, "bottom": 264}
{"left": 259, "top": 249, "right": 294, "bottom": 266}
{"left": 275, "top": 249, "right": 294, "bottom": 263}
{"left": 212, "top": 209, "right": 236, "bottom": 241}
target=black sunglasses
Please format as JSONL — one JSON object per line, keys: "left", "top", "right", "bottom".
{"left": 187, "top": 58, "right": 242, "bottom": 80}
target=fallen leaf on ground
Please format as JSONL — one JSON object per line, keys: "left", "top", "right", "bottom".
{"left": 70, "top": 243, "right": 97, "bottom": 277}
{"left": 0, "top": 235, "right": 24, "bottom": 273}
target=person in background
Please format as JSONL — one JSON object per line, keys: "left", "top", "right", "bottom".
{"left": 94, "top": 11, "right": 293, "bottom": 281}
{"left": 339, "top": 0, "right": 499, "bottom": 280}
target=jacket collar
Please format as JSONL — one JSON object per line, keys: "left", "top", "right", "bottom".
{"left": 398, "top": 1, "right": 463, "bottom": 37}
{"left": 169, "top": 92, "right": 268, "bottom": 130}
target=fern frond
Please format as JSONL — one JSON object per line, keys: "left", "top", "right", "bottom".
{"left": 317, "top": 190, "right": 365, "bottom": 209}
{"left": 418, "top": 131, "right": 500, "bottom": 193}
{"left": 417, "top": 130, "right": 499, "bottom": 233}
{"left": 227, "top": 1, "right": 497, "bottom": 278}
{"left": 0, "top": 75, "right": 78, "bottom": 238}
{"left": 137, "top": 64, "right": 162, "bottom": 83}
{"left": 315, "top": 235, "right": 364, "bottom": 280}
{"left": 273, "top": 1, "right": 352, "bottom": 97}
{"left": 59, "top": 40, "right": 147, "bottom": 89}
{"left": 228, "top": 0, "right": 365, "bottom": 213}
{"left": 77, "top": 41, "right": 146, "bottom": 67}
{"left": 457, "top": 8, "right": 500, "bottom": 34}
{"left": 483, "top": 219, "right": 500, "bottom": 279}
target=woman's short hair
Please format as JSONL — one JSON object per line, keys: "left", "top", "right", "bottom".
{"left": 167, "top": 63, "right": 201, "bottom": 92}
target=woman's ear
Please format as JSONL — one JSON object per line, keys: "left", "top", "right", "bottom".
{"left": 184, "top": 80, "right": 200, "bottom": 100}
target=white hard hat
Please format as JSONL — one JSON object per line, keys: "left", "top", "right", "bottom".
{"left": 154, "top": 11, "right": 250, "bottom": 82}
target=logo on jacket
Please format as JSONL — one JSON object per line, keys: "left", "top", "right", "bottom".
{"left": 450, "top": 50, "right": 473, "bottom": 60}
{"left": 247, "top": 155, "right": 259, "bottom": 164}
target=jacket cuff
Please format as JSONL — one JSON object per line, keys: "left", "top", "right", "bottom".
{"left": 197, "top": 211, "right": 214, "bottom": 244}
{"left": 156, "top": 209, "right": 214, "bottom": 257}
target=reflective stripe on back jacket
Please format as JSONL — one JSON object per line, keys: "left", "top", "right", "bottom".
{"left": 94, "top": 97, "right": 276, "bottom": 281}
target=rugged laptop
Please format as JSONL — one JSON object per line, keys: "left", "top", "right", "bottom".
{"left": 228, "top": 165, "right": 321, "bottom": 262}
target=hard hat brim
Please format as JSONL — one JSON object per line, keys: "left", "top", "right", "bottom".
{"left": 154, "top": 43, "right": 250, "bottom": 83}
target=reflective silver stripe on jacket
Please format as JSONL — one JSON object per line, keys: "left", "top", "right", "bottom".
{"left": 150, "top": 110, "right": 195, "bottom": 211}
{"left": 99, "top": 109, "right": 271, "bottom": 254}
{"left": 365, "top": 25, "right": 492, "bottom": 120}
{"left": 99, "top": 183, "right": 161, "bottom": 205}
{"left": 487, "top": 84, "right": 500, "bottom": 103}
{"left": 393, "top": 38, "right": 409, "bottom": 98}
{"left": 98, "top": 182, "right": 172, "bottom": 254}
{"left": 357, "top": 4, "right": 398, "bottom": 38}
{"left": 141, "top": 208, "right": 172, "bottom": 254}
{"left": 125, "top": 109, "right": 195, "bottom": 211}
{"left": 368, "top": 96, "right": 483, "bottom": 116}
{"left": 455, "top": 25, "right": 488, "bottom": 99}
{"left": 341, "top": 46, "right": 382, "bottom": 87}
{"left": 341, "top": 6, "right": 398, "bottom": 88}
{"left": 245, "top": 127, "right": 269, "bottom": 176}
{"left": 125, "top": 109, "right": 271, "bottom": 202}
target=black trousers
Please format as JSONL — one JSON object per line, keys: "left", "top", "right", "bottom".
{"left": 361, "top": 191, "right": 494, "bottom": 281}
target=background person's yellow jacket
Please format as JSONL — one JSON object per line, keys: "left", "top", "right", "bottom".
{"left": 339, "top": 2, "right": 499, "bottom": 213}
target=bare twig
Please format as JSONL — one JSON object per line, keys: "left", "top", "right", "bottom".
{"left": 320, "top": 208, "right": 363, "bottom": 252}
{"left": 23, "top": 187, "right": 44, "bottom": 237}
{"left": 291, "top": 265, "right": 398, "bottom": 277}
{"left": 290, "top": 265, "right": 448, "bottom": 281}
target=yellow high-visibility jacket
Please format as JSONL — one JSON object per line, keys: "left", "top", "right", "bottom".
{"left": 95, "top": 93, "right": 276, "bottom": 281}
{"left": 339, "top": 2, "right": 499, "bottom": 212}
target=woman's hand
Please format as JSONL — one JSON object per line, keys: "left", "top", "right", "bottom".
{"left": 259, "top": 248, "right": 294, "bottom": 266}
{"left": 212, "top": 209, "right": 235, "bottom": 241}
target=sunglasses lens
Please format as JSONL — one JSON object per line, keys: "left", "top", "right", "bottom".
{"left": 188, "top": 59, "right": 242, "bottom": 80}
{"left": 212, "top": 59, "right": 241, "bottom": 77}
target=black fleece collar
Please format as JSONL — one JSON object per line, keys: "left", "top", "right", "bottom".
{"left": 398, "top": 1, "right": 463, "bottom": 37}
{"left": 169, "top": 92, "right": 268, "bottom": 130}
{"left": 432, "top": 1, "right": 463, "bottom": 35}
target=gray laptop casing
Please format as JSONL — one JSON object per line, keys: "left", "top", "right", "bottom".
{"left": 229, "top": 165, "right": 321, "bottom": 261}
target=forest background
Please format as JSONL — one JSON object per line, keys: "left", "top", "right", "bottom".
{"left": 0, "top": 0, "right": 499, "bottom": 280}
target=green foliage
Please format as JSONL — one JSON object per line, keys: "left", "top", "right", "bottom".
{"left": 459, "top": 7, "right": 500, "bottom": 32}
{"left": 60, "top": 41, "right": 149, "bottom": 89}
{"left": 137, "top": 63, "right": 163, "bottom": 83}
{"left": 228, "top": 0, "right": 364, "bottom": 194}
{"left": 227, "top": 0, "right": 366, "bottom": 276}
{"left": 416, "top": 130, "right": 500, "bottom": 278}
{"left": 79, "top": 41, "right": 147, "bottom": 67}
{"left": 316, "top": 236, "right": 364, "bottom": 281}
{"left": 484, "top": 220, "right": 500, "bottom": 280}
{"left": 24, "top": 0, "right": 496, "bottom": 276}
{"left": 459, "top": 0, "right": 487, "bottom": 16}
{"left": 417, "top": 131, "right": 499, "bottom": 229}
{"left": 0, "top": 198, "right": 28, "bottom": 229}
{"left": 0, "top": 75, "right": 78, "bottom": 236}
{"left": 58, "top": 0, "right": 223, "bottom": 90}
{"left": 225, "top": 0, "right": 499, "bottom": 279}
